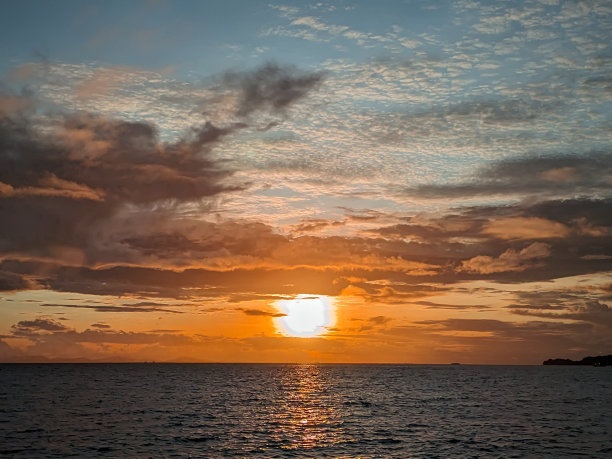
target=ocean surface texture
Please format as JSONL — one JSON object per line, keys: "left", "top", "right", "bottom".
{"left": 1, "top": 364, "right": 611, "bottom": 457}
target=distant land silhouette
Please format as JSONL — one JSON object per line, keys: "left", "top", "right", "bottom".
{"left": 543, "top": 355, "right": 612, "bottom": 366}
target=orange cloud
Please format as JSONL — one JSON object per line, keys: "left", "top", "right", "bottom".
{"left": 460, "top": 242, "right": 551, "bottom": 274}
{"left": 75, "top": 66, "right": 138, "bottom": 100}
{"left": 540, "top": 167, "right": 578, "bottom": 183}
{"left": 483, "top": 217, "right": 569, "bottom": 240}
{"left": 0, "top": 175, "right": 105, "bottom": 201}
{"left": 0, "top": 94, "right": 31, "bottom": 116}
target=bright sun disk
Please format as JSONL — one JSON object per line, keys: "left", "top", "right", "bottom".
{"left": 275, "top": 295, "right": 333, "bottom": 338}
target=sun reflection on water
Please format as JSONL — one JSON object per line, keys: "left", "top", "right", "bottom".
{"left": 270, "top": 364, "right": 350, "bottom": 450}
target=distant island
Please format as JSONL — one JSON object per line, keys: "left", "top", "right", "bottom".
{"left": 543, "top": 355, "right": 612, "bottom": 366}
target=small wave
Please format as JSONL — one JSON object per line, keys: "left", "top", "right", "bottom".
{"left": 174, "top": 436, "right": 214, "bottom": 443}
{"left": 378, "top": 437, "right": 402, "bottom": 444}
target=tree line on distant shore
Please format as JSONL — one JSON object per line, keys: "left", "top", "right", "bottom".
{"left": 543, "top": 355, "right": 611, "bottom": 366}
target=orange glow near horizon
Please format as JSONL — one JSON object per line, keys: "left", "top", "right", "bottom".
{"left": 275, "top": 295, "right": 335, "bottom": 338}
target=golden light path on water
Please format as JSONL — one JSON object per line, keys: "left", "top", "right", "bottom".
{"left": 275, "top": 295, "right": 335, "bottom": 338}
{"left": 270, "top": 364, "right": 350, "bottom": 450}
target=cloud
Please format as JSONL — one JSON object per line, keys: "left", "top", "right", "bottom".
{"left": 511, "top": 300, "right": 612, "bottom": 328}
{"left": 411, "top": 152, "right": 612, "bottom": 199}
{"left": 368, "top": 197, "right": 611, "bottom": 283}
{"left": 354, "top": 315, "right": 392, "bottom": 332}
{"left": 375, "top": 313, "right": 612, "bottom": 364}
{"left": 0, "top": 62, "right": 325, "bottom": 266}
{"left": 340, "top": 283, "right": 442, "bottom": 304}
{"left": 0, "top": 94, "right": 33, "bottom": 116}
{"left": 460, "top": 242, "right": 551, "bottom": 274}
{"left": 224, "top": 62, "right": 324, "bottom": 117}
{"left": 290, "top": 16, "right": 349, "bottom": 36}
{"left": 414, "top": 300, "right": 490, "bottom": 310}
{"left": 445, "top": 98, "right": 557, "bottom": 125}
{"left": 41, "top": 303, "right": 183, "bottom": 314}
{"left": 69, "top": 328, "right": 198, "bottom": 346}
{"left": 239, "top": 308, "right": 286, "bottom": 317}
{"left": 483, "top": 218, "right": 569, "bottom": 240}
{"left": 290, "top": 218, "right": 346, "bottom": 234}
{"left": 367, "top": 315, "right": 391, "bottom": 325}
{"left": 0, "top": 195, "right": 609, "bottom": 300}
{"left": 415, "top": 317, "right": 592, "bottom": 340}
{"left": 522, "top": 199, "right": 612, "bottom": 228}
{"left": 8, "top": 322, "right": 199, "bottom": 350}
{"left": 0, "top": 106, "right": 241, "bottom": 257}
{"left": 0, "top": 270, "right": 30, "bottom": 291}
{"left": 0, "top": 175, "right": 105, "bottom": 201}
{"left": 11, "top": 318, "right": 70, "bottom": 336}
{"left": 0, "top": 1, "right": 610, "bottom": 364}
{"left": 75, "top": 66, "right": 140, "bottom": 100}
{"left": 506, "top": 288, "right": 612, "bottom": 328}
{"left": 3, "top": 315, "right": 206, "bottom": 362}
{"left": 1, "top": 66, "right": 610, "bottom": 304}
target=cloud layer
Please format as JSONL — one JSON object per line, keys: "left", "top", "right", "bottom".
{"left": 0, "top": 0, "right": 611, "bottom": 363}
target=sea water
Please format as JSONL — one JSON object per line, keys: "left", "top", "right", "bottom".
{"left": 1, "top": 364, "right": 610, "bottom": 457}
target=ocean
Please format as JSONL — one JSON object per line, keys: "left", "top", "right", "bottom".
{"left": 1, "top": 364, "right": 610, "bottom": 457}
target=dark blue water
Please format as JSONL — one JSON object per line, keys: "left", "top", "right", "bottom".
{"left": 1, "top": 364, "right": 610, "bottom": 457}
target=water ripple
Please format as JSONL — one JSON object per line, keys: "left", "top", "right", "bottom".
{"left": 0, "top": 364, "right": 611, "bottom": 457}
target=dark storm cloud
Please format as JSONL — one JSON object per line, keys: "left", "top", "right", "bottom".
{"left": 410, "top": 152, "right": 612, "bottom": 199}
{"left": 224, "top": 62, "right": 325, "bottom": 117}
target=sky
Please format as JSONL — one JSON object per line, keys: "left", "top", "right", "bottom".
{"left": 0, "top": 0, "right": 611, "bottom": 364}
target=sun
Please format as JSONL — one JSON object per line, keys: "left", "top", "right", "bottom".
{"left": 275, "top": 295, "right": 334, "bottom": 338}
